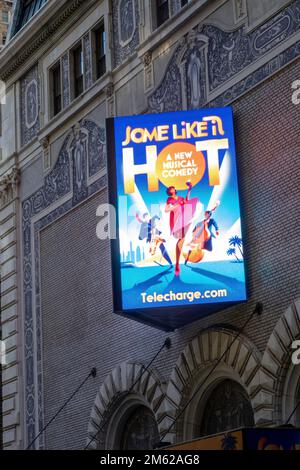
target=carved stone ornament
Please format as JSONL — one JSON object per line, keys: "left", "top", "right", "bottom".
{"left": 0, "top": 166, "right": 20, "bottom": 207}
{"left": 142, "top": 51, "right": 154, "bottom": 92}
{"left": 141, "top": 51, "right": 152, "bottom": 67}
{"left": 106, "top": 83, "right": 114, "bottom": 98}
{"left": 106, "top": 83, "right": 115, "bottom": 117}
{"left": 39, "top": 137, "right": 50, "bottom": 172}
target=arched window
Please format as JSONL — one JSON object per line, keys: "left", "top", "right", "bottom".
{"left": 199, "top": 379, "right": 254, "bottom": 437}
{"left": 282, "top": 360, "right": 300, "bottom": 427}
{"left": 120, "top": 405, "right": 160, "bottom": 450}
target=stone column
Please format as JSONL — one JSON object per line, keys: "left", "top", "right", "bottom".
{"left": 0, "top": 165, "right": 22, "bottom": 449}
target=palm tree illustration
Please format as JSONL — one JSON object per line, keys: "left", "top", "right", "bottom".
{"left": 221, "top": 433, "right": 238, "bottom": 451}
{"left": 227, "top": 247, "right": 240, "bottom": 262}
{"left": 229, "top": 236, "right": 243, "bottom": 259}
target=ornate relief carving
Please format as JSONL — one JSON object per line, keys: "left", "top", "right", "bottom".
{"left": 106, "top": 83, "right": 114, "bottom": 98}
{"left": 62, "top": 53, "right": 70, "bottom": 108}
{"left": 141, "top": 51, "right": 152, "bottom": 67}
{"left": 210, "top": 39, "right": 300, "bottom": 108}
{"left": 83, "top": 118, "right": 106, "bottom": 178}
{"left": 202, "top": 1, "right": 300, "bottom": 92}
{"left": 138, "top": 0, "right": 145, "bottom": 42}
{"left": 21, "top": 66, "right": 40, "bottom": 147}
{"left": 187, "top": 53, "right": 202, "bottom": 108}
{"left": 22, "top": 119, "right": 107, "bottom": 447}
{"left": 183, "top": 32, "right": 208, "bottom": 109}
{"left": 0, "top": 166, "right": 20, "bottom": 207}
{"left": 148, "top": 0, "right": 300, "bottom": 113}
{"left": 118, "top": 0, "right": 136, "bottom": 46}
{"left": 148, "top": 49, "right": 183, "bottom": 113}
{"left": 148, "top": 31, "right": 208, "bottom": 113}
{"left": 254, "top": 13, "right": 291, "bottom": 52}
{"left": 69, "top": 123, "right": 88, "bottom": 203}
{"left": 25, "top": 80, "right": 38, "bottom": 128}
{"left": 112, "top": 0, "right": 140, "bottom": 68}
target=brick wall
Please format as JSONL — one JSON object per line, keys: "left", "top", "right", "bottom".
{"left": 39, "top": 57, "right": 300, "bottom": 449}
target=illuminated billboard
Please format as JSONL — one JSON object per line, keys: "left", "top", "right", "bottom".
{"left": 107, "top": 107, "right": 247, "bottom": 330}
{"left": 166, "top": 428, "right": 300, "bottom": 450}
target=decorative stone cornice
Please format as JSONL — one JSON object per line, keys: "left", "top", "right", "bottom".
{"left": 0, "top": 0, "right": 88, "bottom": 82}
{"left": 0, "top": 166, "right": 20, "bottom": 207}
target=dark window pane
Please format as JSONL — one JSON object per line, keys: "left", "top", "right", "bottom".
{"left": 121, "top": 406, "right": 160, "bottom": 450}
{"left": 73, "top": 44, "right": 84, "bottom": 98}
{"left": 15, "top": 0, "right": 48, "bottom": 34}
{"left": 199, "top": 380, "right": 254, "bottom": 438}
{"left": 95, "top": 23, "right": 106, "bottom": 79}
{"left": 157, "top": 0, "right": 169, "bottom": 27}
{"left": 52, "top": 62, "right": 61, "bottom": 116}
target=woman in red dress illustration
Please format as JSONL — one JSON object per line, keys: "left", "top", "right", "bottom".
{"left": 165, "top": 182, "right": 199, "bottom": 276}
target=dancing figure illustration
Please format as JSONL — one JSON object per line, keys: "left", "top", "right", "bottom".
{"left": 184, "top": 201, "right": 220, "bottom": 265}
{"left": 136, "top": 213, "right": 172, "bottom": 266}
{"left": 165, "top": 182, "right": 199, "bottom": 276}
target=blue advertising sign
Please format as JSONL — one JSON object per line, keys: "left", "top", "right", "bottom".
{"left": 107, "top": 107, "right": 247, "bottom": 330}
{"left": 245, "top": 428, "right": 300, "bottom": 450}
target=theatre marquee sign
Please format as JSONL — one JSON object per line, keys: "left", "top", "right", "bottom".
{"left": 107, "top": 107, "right": 247, "bottom": 330}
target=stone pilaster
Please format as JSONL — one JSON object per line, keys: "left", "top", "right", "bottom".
{"left": 40, "top": 137, "right": 50, "bottom": 173}
{"left": 141, "top": 51, "right": 154, "bottom": 93}
{"left": 0, "top": 165, "right": 21, "bottom": 449}
{"left": 233, "top": 0, "right": 247, "bottom": 23}
{"left": 106, "top": 83, "right": 115, "bottom": 118}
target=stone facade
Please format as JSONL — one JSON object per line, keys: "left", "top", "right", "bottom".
{"left": 0, "top": 1, "right": 12, "bottom": 50}
{"left": 0, "top": 163, "right": 21, "bottom": 448}
{"left": 0, "top": 0, "right": 300, "bottom": 450}
{"left": 20, "top": 66, "right": 40, "bottom": 148}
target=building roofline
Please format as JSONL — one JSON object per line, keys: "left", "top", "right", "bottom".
{"left": 0, "top": 0, "right": 88, "bottom": 82}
